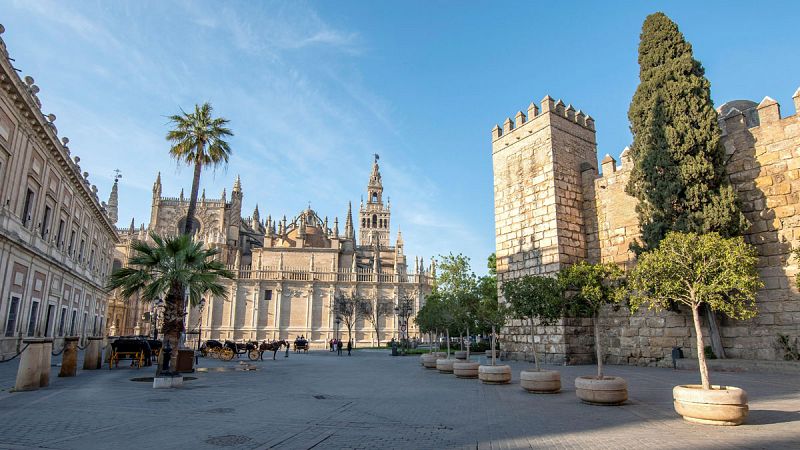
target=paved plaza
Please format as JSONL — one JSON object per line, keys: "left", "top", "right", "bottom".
{"left": 0, "top": 349, "right": 799, "bottom": 449}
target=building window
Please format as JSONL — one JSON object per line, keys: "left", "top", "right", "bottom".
{"left": 89, "top": 249, "right": 95, "bottom": 270}
{"left": 41, "top": 205, "right": 52, "bottom": 239}
{"left": 79, "top": 239, "right": 85, "bottom": 262}
{"left": 5, "top": 296, "right": 20, "bottom": 337}
{"left": 27, "top": 301, "right": 39, "bottom": 337}
{"left": 265, "top": 289, "right": 272, "bottom": 300}
{"left": 21, "top": 188, "right": 34, "bottom": 227}
{"left": 372, "top": 215, "right": 377, "bottom": 228}
{"left": 70, "top": 310, "right": 76, "bottom": 335}
{"left": 68, "top": 230, "right": 76, "bottom": 255}
{"left": 44, "top": 304, "right": 55, "bottom": 337}
{"left": 58, "top": 306, "right": 67, "bottom": 336}
{"left": 371, "top": 192, "right": 377, "bottom": 202}
{"left": 82, "top": 312, "right": 88, "bottom": 337}
{"left": 93, "top": 315, "right": 97, "bottom": 335}
{"left": 56, "top": 219, "right": 65, "bottom": 248}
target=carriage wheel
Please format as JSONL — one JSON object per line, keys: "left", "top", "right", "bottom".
{"left": 248, "top": 350, "right": 260, "bottom": 361}
{"left": 220, "top": 348, "right": 235, "bottom": 361}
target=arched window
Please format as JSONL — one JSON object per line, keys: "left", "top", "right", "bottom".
{"left": 362, "top": 218, "right": 366, "bottom": 228}
{"left": 371, "top": 192, "right": 378, "bottom": 202}
{"left": 372, "top": 215, "right": 377, "bottom": 228}
{"left": 112, "top": 259, "right": 123, "bottom": 273}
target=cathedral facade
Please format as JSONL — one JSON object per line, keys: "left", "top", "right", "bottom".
{"left": 109, "top": 157, "right": 433, "bottom": 347}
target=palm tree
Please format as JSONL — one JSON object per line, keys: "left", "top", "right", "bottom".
{"left": 107, "top": 233, "right": 234, "bottom": 371}
{"left": 166, "top": 102, "right": 233, "bottom": 235}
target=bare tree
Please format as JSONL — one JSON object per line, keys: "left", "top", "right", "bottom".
{"left": 334, "top": 292, "right": 366, "bottom": 344}
{"left": 358, "top": 296, "right": 393, "bottom": 347}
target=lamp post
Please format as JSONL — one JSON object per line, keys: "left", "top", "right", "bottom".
{"left": 335, "top": 317, "right": 341, "bottom": 341}
{"left": 196, "top": 299, "right": 206, "bottom": 352}
{"left": 151, "top": 298, "right": 164, "bottom": 341}
{"left": 394, "top": 298, "right": 413, "bottom": 356}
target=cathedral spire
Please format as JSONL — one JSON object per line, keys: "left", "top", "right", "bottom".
{"left": 333, "top": 217, "right": 339, "bottom": 237}
{"left": 107, "top": 176, "right": 119, "bottom": 225}
{"left": 153, "top": 172, "right": 162, "bottom": 198}
{"left": 345, "top": 201, "right": 355, "bottom": 241}
{"left": 252, "top": 204, "right": 260, "bottom": 225}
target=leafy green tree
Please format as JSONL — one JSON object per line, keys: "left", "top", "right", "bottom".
{"left": 436, "top": 253, "right": 479, "bottom": 357}
{"left": 503, "top": 275, "right": 564, "bottom": 371}
{"left": 167, "top": 102, "right": 234, "bottom": 235}
{"left": 107, "top": 233, "right": 234, "bottom": 371}
{"left": 478, "top": 292, "right": 511, "bottom": 366}
{"left": 559, "top": 262, "right": 626, "bottom": 379}
{"left": 628, "top": 232, "right": 760, "bottom": 389}
{"left": 626, "top": 12, "right": 747, "bottom": 252}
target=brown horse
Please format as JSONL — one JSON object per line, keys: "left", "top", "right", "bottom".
{"left": 259, "top": 339, "right": 288, "bottom": 360}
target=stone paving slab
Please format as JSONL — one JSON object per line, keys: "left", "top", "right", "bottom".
{"left": 0, "top": 350, "right": 798, "bottom": 449}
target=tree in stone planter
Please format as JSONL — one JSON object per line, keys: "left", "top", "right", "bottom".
{"left": 436, "top": 254, "right": 479, "bottom": 358}
{"left": 334, "top": 292, "right": 367, "bottom": 344}
{"left": 357, "top": 296, "right": 393, "bottom": 347}
{"left": 415, "top": 293, "right": 441, "bottom": 353}
{"left": 478, "top": 286, "right": 511, "bottom": 366}
{"left": 559, "top": 261, "right": 626, "bottom": 379}
{"left": 503, "top": 275, "right": 564, "bottom": 371}
{"left": 628, "top": 232, "right": 760, "bottom": 390}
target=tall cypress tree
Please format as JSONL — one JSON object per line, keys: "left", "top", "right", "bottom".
{"left": 626, "top": 12, "right": 747, "bottom": 251}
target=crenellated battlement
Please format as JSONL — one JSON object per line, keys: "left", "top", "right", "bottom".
{"left": 491, "top": 95, "right": 595, "bottom": 143}
{"left": 721, "top": 88, "right": 800, "bottom": 136}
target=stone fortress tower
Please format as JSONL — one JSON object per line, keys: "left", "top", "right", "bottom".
{"left": 108, "top": 157, "right": 434, "bottom": 346}
{"left": 493, "top": 88, "right": 800, "bottom": 366}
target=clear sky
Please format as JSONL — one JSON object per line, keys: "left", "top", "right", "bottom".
{"left": 3, "top": 1, "right": 798, "bottom": 274}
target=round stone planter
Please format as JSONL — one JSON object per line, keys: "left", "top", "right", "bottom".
{"left": 478, "top": 364, "right": 512, "bottom": 384}
{"left": 419, "top": 354, "right": 427, "bottom": 366}
{"left": 673, "top": 385, "right": 748, "bottom": 426}
{"left": 421, "top": 354, "right": 438, "bottom": 369}
{"left": 454, "top": 351, "right": 467, "bottom": 360}
{"left": 520, "top": 370, "right": 561, "bottom": 393}
{"left": 436, "top": 358, "right": 455, "bottom": 373}
{"left": 575, "top": 376, "right": 628, "bottom": 405}
{"left": 485, "top": 350, "right": 500, "bottom": 359}
{"left": 453, "top": 361, "right": 480, "bottom": 378}
{"left": 432, "top": 352, "right": 447, "bottom": 358}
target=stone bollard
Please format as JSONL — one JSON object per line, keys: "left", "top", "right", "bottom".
{"left": 83, "top": 336, "right": 103, "bottom": 370}
{"left": 59, "top": 337, "right": 79, "bottom": 377}
{"left": 15, "top": 338, "right": 44, "bottom": 391}
{"left": 40, "top": 338, "right": 53, "bottom": 387}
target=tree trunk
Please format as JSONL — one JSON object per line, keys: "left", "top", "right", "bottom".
{"left": 156, "top": 284, "right": 184, "bottom": 375}
{"left": 466, "top": 325, "right": 470, "bottom": 360}
{"left": 459, "top": 332, "right": 464, "bottom": 351}
{"left": 491, "top": 325, "right": 496, "bottom": 366}
{"left": 183, "top": 157, "right": 203, "bottom": 235}
{"left": 692, "top": 304, "right": 711, "bottom": 390}
{"left": 446, "top": 329, "right": 450, "bottom": 358}
{"left": 531, "top": 319, "right": 540, "bottom": 371}
{"left": 594, "top": 312, "right": 603, "bottom": 379}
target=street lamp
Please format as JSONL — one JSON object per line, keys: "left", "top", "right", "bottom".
{"left": 335, "top": 317, "right": 341, "bottom": 341}
{"left": 151, "top": 298, "right": 164, "bottom": 340}
{"left": 196, "top": 299, "right": 206, "bottom": 351}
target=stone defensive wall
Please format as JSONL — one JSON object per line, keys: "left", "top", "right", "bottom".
{"left": 493, "top": 88, "right": 800, "bottom": 366}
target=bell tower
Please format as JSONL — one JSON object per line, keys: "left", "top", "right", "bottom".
{"left": 359, "top": 154, "right": 391, "bottom": 247}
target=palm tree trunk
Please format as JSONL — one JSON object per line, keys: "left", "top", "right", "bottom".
{"left": 184, "top": 158, "right": 203, "bottom": 235}
{"left": 156, "top": 284, "right": 184, "bottom": 375}
{"left": 594, "top": 311, "right": 603, "bottom": 379}
{"left": 692, "top": 303, "right": 711, "bottom": 389}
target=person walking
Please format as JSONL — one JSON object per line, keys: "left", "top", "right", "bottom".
{"left": 337, "top": 339, "right": 343, "bottom": 356}
{"left": 347, "top": 339, "right": 352, "bottom": 356}
{"left": 285, "top": 339, "right": 290, "bottom": 358}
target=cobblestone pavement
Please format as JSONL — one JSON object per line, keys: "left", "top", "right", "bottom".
{"left": 0, "top": 349, "right": 798, "bottom": 449}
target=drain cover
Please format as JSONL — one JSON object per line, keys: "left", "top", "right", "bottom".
{"left": 313, "top": 395, "right": 326, "bottom": 399}
{"left": 205, "top": 435, "right": 252, "bottom": 447}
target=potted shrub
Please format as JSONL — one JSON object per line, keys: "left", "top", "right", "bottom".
{"left": 629, "top": 232, "right": 760, "bottom": 425}
{"left": 415, "top": 298, "right": 440, "bottom": 368}
{"left": 453, "top": 287, "right": 481, "bottom": 378}
{"left": 504, "top": 274, "right": 564, "bottom": 393}
{"left": 560, "top": 261, "right": 627, "bottom": 405}
{"left": 477, "top": 276, "right": 512, "bottom": 384}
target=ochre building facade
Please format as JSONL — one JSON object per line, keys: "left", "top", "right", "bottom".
{"left": 493, "top": 89, "right": 800, "bottom": 366}
{"left": 109, "top": 157, "right": 433, "bottom": 347}
{"left": 0, "top": 28, "right": 119, "bottom": 358}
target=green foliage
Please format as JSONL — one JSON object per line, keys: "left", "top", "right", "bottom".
{"left": 626, "top": 12, "right": 747, "bottom": 252}
{"left": 503, "top": 275, "right": 563, "bottom": 326}
{"left": 469, "top": 341, "right": 491, "bottom": 353}
{"left": 166, "top": 102, "right": 233, "bottom": 168}
{"left": 107, "top": 232, "right": 234, "bottom": 307}
{"left": 628, "top": 232, "right": 761, "bottom": 318}
{"left": 558, "top": 261, "right": 626, "bottom": 318}
{"left": 704, "top": 346, "right": 716, "bottom": 360}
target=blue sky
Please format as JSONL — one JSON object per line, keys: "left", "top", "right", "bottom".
{"left": 3, "top": 1, "right": 798, "bottom": 274}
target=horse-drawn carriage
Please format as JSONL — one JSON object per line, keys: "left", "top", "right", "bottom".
{"left": 293, "top": 338, "right": 309, "bottom": 353}
{"left": 200, "top": 339, "right": 260, "bottom": 361}
{"left": 108, "top": 336, "right": 154, "bottom": 368}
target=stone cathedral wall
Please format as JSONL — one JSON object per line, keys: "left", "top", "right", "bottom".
{"left": 495, "top": 89, "right": 800, "bottom": 366}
